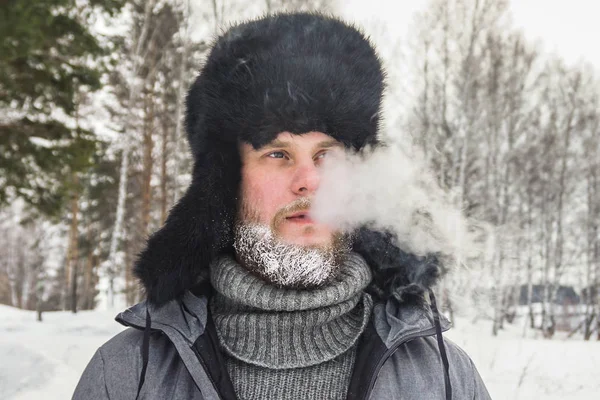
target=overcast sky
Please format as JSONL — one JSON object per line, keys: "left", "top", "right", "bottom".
{"left": 188, "top": 0, "right": 600, "bottom": 79}
{"left": 341, "top": 0, "right": 600, "bottom": 69}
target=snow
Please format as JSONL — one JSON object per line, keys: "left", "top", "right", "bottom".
{"left": 0, "top": 305, "right": 125, "bottom": 399}
{"left": 446, "top": 316, "right": 600, "bottom": 399}
{"left": 1, "top": 304, "right": 599, "bottom": 399}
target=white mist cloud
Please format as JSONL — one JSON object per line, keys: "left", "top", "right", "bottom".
{"left": 312, "top": 138, "right": 476, "bottom": 264}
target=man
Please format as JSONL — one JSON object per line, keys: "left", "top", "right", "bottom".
{"left": 74, "top": 12, "right": 491, "bottom": 400}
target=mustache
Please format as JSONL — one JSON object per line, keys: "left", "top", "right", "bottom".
{"left": 271, "top": 197, "right": 312, "bottom": 230}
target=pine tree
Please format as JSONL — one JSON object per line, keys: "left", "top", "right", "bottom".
{"left": 0, "top": 0, "right": 125, "bottom": 217}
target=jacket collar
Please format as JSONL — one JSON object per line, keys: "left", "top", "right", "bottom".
{"left": 372, "top": 298, "right": 451, "bottom": 349}
{"left": 116, "top": 291, "right": 209, "bottom": 344}
{"left": 116, "top": 289, "right": 450, "bottom": 348}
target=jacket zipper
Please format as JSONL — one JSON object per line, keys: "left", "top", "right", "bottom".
{"left": 191, "top": 343, "right": 226, "bottom": 400}
{"left": 363, "top": 328, "right": 438, "bottom": 400}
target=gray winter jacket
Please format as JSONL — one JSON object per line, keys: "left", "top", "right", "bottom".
{"left": 73, "top": 290, "right": 491, "bottom": 400}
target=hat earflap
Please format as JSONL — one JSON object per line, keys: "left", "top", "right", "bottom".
{"left": 134, "top": 146, "right": 240, "bottom": 306}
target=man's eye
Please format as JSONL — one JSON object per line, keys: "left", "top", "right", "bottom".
{"left": 268, "top": 151, "right": 286, "bottom": 159}
{"left": 315, "top": 151, "right": 329, "bottom": 161}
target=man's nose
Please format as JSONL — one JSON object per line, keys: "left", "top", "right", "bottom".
{"left": 291, "top": 161, "right": 320, "bottom": 195}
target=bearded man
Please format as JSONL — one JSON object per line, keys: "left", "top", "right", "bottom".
{"left": 74, "top": 12, "right": 491, "bottom": 400}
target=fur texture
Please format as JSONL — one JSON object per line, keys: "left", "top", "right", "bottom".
{"left": 134, "top": 12, "right": 442, "bottom": 306}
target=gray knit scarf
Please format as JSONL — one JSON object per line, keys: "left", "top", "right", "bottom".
{"left": 209, "top": 252, "right": 374, "bottom": 369}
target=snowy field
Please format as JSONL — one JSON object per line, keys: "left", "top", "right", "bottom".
{"left": 1, "top": 304, "right": 599, "bottom": 399}
{"left": 0, "top": 305, "right": 125, "bottom": 400}
{"left": 446, "top": 318, "right": 600, "bottom": 399}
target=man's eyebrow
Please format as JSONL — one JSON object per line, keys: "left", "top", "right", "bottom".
{"left": 261, "top": 139, "right": 289, "bottom": 149}
{"left": 260, "top": 138, "right": 343, "bottom": 150}
{"left": 316, "top": 139, "right": 343, "bottom": 148}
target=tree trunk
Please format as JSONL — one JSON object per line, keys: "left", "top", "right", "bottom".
{"left": 124, "top": 234, "right": 135, "bottom": 306}
{"left": 584, "top": 119, "right": 599, "bottom": 340}
{"left": 525, "top": 186, "right": 535, "bottom": 331}
{"left": 160, "top": 93, "right": 170, "bottom": 226}
{"left": 35, "top": 262, "right": 43, "bottom": 321}
{"left": 141, "top": 85, "right": 155, "bottom": 238}
{"left": 547, "top": 88, "right": 576, "bottom": 337}
{"left": 540, "top": 181, "right": 555, "bottom": 338}
{"left": 82, "top": 224, "right": 94, "bottom": 310}
{"left": 105, "top": 0, "right": 157, "bottom": 309}
{"left": 132, "top": 82, "right": 156, "bottom": 305}
{"left": 171, "top": 4, "right": 192, "bottom": 204}
{"left": 68, "top": 175, "right": 80, "bottom": 314}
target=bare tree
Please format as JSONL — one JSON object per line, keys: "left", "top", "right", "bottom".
{"left": 105, "top": 0, "right": 157, "bottom": 308}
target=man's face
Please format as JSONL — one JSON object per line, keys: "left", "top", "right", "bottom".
{"left": 238, "top": 131, "right": 343, "bottom": 248}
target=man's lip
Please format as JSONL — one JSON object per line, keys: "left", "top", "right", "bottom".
{"left": 286, "top": 211, "right": 309, "bottom": 219}
{"left": 285, "top": 211, "right": 314, "bottom": 223}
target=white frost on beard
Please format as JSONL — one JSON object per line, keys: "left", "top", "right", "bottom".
{"left": 233, "top": 224, "right": 338, "bottom": 288}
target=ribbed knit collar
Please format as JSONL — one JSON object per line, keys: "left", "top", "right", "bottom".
{"left": 209, "top": 253, "right": 373, "bottom": 369}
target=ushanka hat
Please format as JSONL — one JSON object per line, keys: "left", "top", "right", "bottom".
{"left": 134, "top": 12, "right": 443, "bottom": 307}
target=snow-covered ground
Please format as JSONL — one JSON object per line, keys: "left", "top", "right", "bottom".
{"left": 1, "top": 304, "right": 598, "bottom": 399}
{"left": 0, "top": 305, "right": 125, "bottom": 399}
{"left": 446, "top": 316, "right": 600, "bottom": 399}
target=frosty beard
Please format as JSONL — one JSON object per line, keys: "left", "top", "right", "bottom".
{"left": 233, "top": 198, "right": 352, "bottom": 289}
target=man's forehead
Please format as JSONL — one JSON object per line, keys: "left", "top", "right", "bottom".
{"left": 248, "top": 131, "right": 344, "bottom": 150}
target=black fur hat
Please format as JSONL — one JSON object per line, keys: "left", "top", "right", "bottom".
{"left": 134, "top": 12, "right": 441, "bottom": 306}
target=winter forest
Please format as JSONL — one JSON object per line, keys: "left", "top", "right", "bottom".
{"left": 1, "top": 0, "right": 599, "bottom": 398}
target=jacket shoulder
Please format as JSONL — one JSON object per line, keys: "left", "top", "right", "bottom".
{"left": 372, "top": 335, "right": 491, "bottom": 399}
{"left": 438, "top": 337, "right": 491, "bottom": 399}
{"left": 73, "top": 328, "right": 142, "bottom": 399}
{"left": 75, "top": 327, "right": 192, "bottom": 400}
{"left": 97, "top": 327, "right": 179, "bottom": 376}
{"left": 98, "top": 327, "right": 145, "bottom": 358}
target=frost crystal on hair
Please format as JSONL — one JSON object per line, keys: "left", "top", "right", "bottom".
{"left": 233, "top": 224, "right": 339, "bottom": 288}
